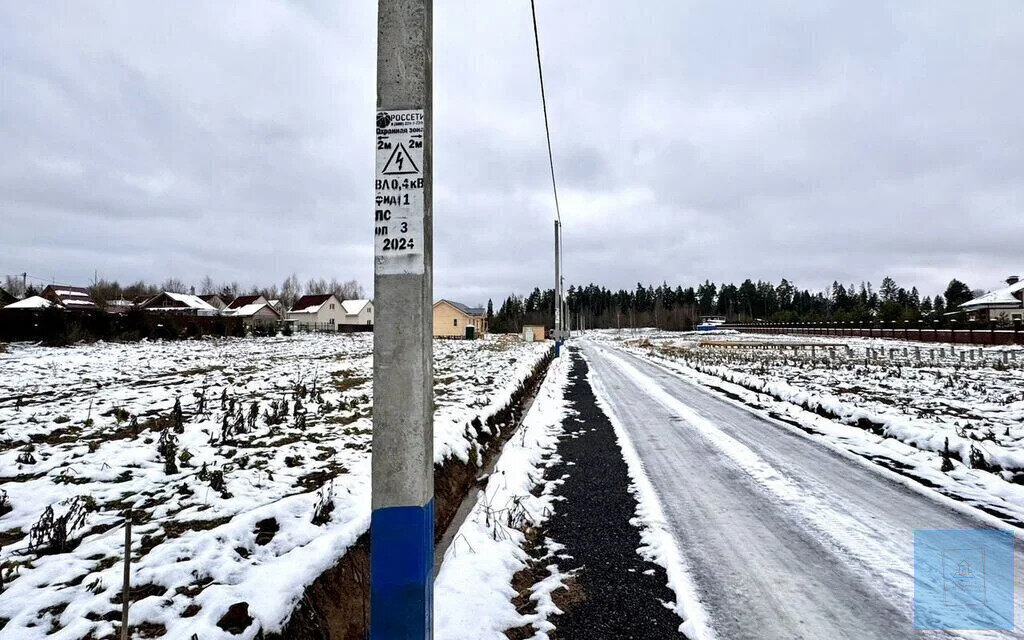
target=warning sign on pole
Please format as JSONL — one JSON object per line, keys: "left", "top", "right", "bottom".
{"left": 375, "top": 109, "right": 425, "bottom": 275}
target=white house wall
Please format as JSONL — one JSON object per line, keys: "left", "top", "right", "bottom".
{"left": 340, "top": 304, "right": 374, "bottom": 325}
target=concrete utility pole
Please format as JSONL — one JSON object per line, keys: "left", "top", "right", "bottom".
{"left": 371, "top": 0, "right": 433, "bottom": 637}
{"left": 554, "top": 220, "right": 562, "bottom": 337}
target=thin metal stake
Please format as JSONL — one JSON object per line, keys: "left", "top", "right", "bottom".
{"left": 121, "top": 508, "right": 132, "bottom": 640}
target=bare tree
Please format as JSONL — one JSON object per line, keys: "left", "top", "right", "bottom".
{"left": 3, "top": 276, "right": 25, "bottom": 298}
{"left": 199, "top": 275, "right": 217, "bottom": 295}
{"left": 292, "top": 277, "right": 365, "bottom": 301}
{"left": 218, "top": 281, "right": 240, "bottom": 300}
{"left": 281, "top": 274, "right": 301, "bottom": 309}
{"left": 161, "top": 278, "right": 188, "bottom": 294}
{"left": 125, "top": 280, "right": 158, "bottom": 302}
{"left": 258, "top": 283, "right": 280, "bottom": 302}
{"left": 88, "top": 279, "right": 124, "bottom": 308}
{"left": 338, "top": 279, "right": 364, "bottom": 300}
{"left": 305, "top": 278, "right": 329, "bottom": 295}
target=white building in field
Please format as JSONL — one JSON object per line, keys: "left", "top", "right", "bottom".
{"left": 340, "top": 299, "right": 373, "bottom": 326}
{"left": 286, "top": 294, "right": 346, "bottom": 331}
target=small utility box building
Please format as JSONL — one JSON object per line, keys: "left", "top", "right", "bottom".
{"left": 523, "top": 325, "right": 546, "bottom": 342}
{"left": 433, "top": 300, "right": 488, "bottom": 338}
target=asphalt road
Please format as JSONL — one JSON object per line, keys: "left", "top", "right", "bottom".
{"left": 581, "top": 340, "right": 1023, "bottom": 640}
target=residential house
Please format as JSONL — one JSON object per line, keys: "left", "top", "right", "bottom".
{"left": 286, "top": 294, "right": 346, "bottom": 331}
{"left": 0, "top": 287, "right": 16, "bottom": 306}
{"left": 224, "top": 295, "right": 264, "bottom": 314}
{"left": 199, "top": 294, "right": 229, "bottom": 312}
{"left": 960, "top": 276, "right": 1024, "bottom": 324}
{"left": 340, "top": 299, "right": 374, "bottom": 326}
{"left": 41, "top": 285, "right": 99, "bottom": 311}
{"left": 223, "top": 295, "right": 281, "bottom": 328}
{"left": 139, "top": 292, "right": 219, "bottom": 316}
{"left": 105, "top": 299, "right": 135, "bottom": 314}
{"left": 433, "top": 300, "right": 488, "bottom": 338}
{"left": 3, "top": 296, "right": 53, "bottom": 310}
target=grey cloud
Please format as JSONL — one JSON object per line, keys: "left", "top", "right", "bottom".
{"left": 2, "top": 0, "right": 1022, "bottom": 306}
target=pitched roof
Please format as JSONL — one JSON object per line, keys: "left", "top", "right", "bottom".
{"left": 225, "top": 302, "right": 281, "bottom": 318}
{"left": 961, "top": 280, "right": 1024, "bottom": 309}
{"left": 4, "top": 295, "right": 54, "bottom": 310}
{"left": 289, "top": 294, "right": 335, "bottom": 314}
{"left": 142, "top": 292, "right": 218, "bottom": 311}
{"left": 436, "top": 299, "right": 485, "bottom": 317}
{"left": 0, "top": 288, "right": 15, "bottom": 305}
{"left": 341, "top": 299, "right": 371, "bottom": 315}
{"left": 225, "top": 294, "right": 265, "bottom": 310}
{"left": 41, "top": 285, "right": 99, "bottom": 310}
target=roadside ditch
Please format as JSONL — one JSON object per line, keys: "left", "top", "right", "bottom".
{"left": 269, "top": 347, "right": 555, "bottom": 640}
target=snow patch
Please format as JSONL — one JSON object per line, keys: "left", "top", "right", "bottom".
{"left": 435, "top": 352, "right": 570, "bottom": 640}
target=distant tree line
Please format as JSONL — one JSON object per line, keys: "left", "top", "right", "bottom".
{"left": 3, "top": 274, "right": 364, "bottom": 311}
{"left": 487, "top": 277, "right": 980, "bottom": 333}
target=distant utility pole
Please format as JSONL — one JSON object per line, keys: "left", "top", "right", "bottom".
{"left": 371, "top": 0, "right": 433, "bottom": 637}
{"left": 532, "top": 0, "right": 565, "bottom": 343}
{"left": 554, "top": 220, "right": 561, "bottom": 336}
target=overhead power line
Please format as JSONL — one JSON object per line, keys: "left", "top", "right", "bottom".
{"left": 1, "top": 273, "right": 73, "bottom": 286}
{"left": 530, "top": 0, "right": 561, "bottom": 224}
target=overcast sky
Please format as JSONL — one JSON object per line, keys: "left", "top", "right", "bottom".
{"left": 2, "top": 1, "right": 1022, "bottom": 305}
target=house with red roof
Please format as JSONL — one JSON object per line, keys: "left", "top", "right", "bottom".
{"left": 40, "top": 285, "right": 99, "bottom": 311}
{"left": 286, "top": 294, "right": 346, "bottom": 331}
{"left": 222, "top": 294, "right": 281, "bottom": 327}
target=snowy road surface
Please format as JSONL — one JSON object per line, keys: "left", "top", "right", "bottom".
{"left": 582, "top": 340, "right": 1022, "bottom": 639}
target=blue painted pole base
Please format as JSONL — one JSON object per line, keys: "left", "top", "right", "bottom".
{"left": 370, "top": 500, "right": 434, "bottom": 639}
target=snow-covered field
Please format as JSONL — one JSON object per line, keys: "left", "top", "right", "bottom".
{"left": 587, "top": 328, "right": 1024, "bottom": 525}
{"left": 0, "top": 333, "right": 549, "bottom": 640}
